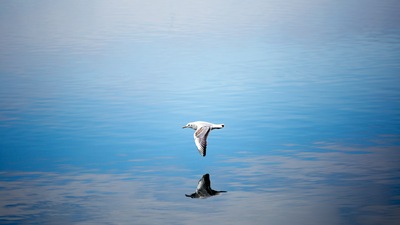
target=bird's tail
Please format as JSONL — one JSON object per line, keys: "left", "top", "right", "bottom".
{"left": 212, "top": 124, "right": 224, "bottom": 129}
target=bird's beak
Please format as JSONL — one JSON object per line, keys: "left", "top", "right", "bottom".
{"left": 182, "top": 126, "right": 187, "bottom": 129}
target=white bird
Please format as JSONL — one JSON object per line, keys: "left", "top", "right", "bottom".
{"left": 185, "top": 174, "right": 227, "bottom": 199}
{"left": 182, "top": 121, "right": 224, "bottom": 157}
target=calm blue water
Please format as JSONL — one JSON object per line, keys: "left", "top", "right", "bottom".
{"left": 1, "top": 0, "right": 400, "bottom": 224}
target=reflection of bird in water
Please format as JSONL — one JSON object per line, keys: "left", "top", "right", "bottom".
{"left": 185, "top": 174, "right": 227, "bottom": 199}
{"left": 182, "top": 121, "right": 224, "bottom": 157}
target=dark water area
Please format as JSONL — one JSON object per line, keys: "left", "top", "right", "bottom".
{"left": 1, "top": 0, "right": 400, "bottom": 224}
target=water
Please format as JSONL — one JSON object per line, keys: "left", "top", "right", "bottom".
{"left": 1, "top": 0, "right": 400, "bottom": 224}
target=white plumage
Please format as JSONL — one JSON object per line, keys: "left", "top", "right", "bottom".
{"left": 182, "top": 121, "right": 224, "bottom": 157}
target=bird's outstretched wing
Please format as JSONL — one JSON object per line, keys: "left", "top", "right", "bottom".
{"left": 194, "top": 126, "right": 211, "bottom": 156}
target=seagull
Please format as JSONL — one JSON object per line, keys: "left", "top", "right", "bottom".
{"left": 185, "top": 174, "right": 227, "bottom": 199}
{"left": 182, "top": 121, "right": 224, "bottom": 157}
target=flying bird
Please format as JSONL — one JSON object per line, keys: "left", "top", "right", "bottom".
{"left": 185, "top": 174, "right": 227, "bottom": 199}
{"left": 182, "top": 121, "right": 224, "bottom": 157}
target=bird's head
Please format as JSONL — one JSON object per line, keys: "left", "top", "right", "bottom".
{"left": 182, "top": 123, "right": 193, "bottom": 129}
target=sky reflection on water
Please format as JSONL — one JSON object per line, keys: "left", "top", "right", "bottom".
{"left": 1, "top": 139, "right": 399, "bottom": 224}
{"left": 1, "top": 0, "right": 400, "bottom": 224}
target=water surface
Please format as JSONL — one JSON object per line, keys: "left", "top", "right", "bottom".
{"left": 1, "top": 0, "right": 400, "bottom": 224}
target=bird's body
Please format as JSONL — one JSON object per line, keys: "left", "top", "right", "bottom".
{"left": 182, "top": 121, "right": 224, "bottom": 157}
{"left": 185, "top": 174, "right": 226, "bottom": 199}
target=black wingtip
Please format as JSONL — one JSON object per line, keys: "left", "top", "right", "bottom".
{"left": 200, "top": 148, "right": 206, "bottom": 157}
